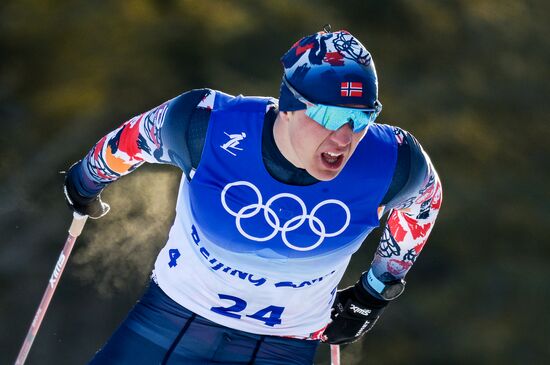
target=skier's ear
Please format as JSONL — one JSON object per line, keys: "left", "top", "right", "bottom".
{"left": 278, "top": 111, "right": 292, "bottom": 123}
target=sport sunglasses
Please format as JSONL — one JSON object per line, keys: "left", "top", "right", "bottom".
{"left": 282, "top": 76, "right": 382, "bottom": 133}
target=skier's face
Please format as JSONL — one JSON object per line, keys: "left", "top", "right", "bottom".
{"left": 276, "top": 110, "right": 368, "bottom": 181}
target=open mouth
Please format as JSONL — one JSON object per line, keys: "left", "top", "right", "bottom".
{"left": 321, "top": 151, "right": 344, "bottom": 169}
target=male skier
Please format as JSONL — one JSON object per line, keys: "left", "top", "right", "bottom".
{"left": 64, "top": 29, "right": 442, "bottom": 364}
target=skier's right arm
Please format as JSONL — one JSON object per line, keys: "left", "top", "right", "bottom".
{"left": 64, "top": 89, "right": 213, "bottom": 217}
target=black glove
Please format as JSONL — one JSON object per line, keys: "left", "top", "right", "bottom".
{"left": 323, "top": 278, "right": 389, "bottom": 345}
{"left": 63, "top": 163, "right": 110, "bottom": 219}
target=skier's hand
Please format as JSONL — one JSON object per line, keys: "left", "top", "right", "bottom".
{"left": 323, "top": 280, "right": 388, "bottom": 345}
{"left": 63, "top": 163, "right": 110, "bottom": 219}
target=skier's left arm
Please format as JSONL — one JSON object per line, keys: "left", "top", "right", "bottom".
{"left": 324, "top": 128, "right": 443, "bottom": 344}
{"left": 370, "top": 128, "right": 442, "bottom": 287}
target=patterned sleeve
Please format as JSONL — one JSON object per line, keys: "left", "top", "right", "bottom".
{"left": 370, "top": 128, "right": 443, "bottom": 282}
{"left": 71, "top": 89, "right": 214, "bottom": 198}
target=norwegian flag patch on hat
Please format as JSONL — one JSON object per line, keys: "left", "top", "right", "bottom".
{"left": 341, "top": 82, "right": 363, "bottom": 97}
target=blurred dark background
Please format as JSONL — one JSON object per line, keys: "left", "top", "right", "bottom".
{"left": 1, "top": 1, "right": 549, "bottom": 364}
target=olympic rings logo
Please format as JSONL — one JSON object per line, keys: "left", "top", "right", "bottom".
{"left": 220, "top": 181, "right": 351, "bottom": 252}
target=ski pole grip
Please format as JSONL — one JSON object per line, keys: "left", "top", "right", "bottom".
{"left": 69, "top": 213, "right": 88, "bottom": 237}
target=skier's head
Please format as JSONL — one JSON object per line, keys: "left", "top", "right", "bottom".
{"left": 275, "top": 29, "right": 382, "bottom": 181}
{"left": 279, "top": 28, "right": 381, "bottom": 117}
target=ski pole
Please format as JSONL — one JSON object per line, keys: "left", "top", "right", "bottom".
{"left": 14, "top": 213, "right": 88, "bottom": 365}
{"left": 330, "top": 344, "right": 341, "bottom": 365}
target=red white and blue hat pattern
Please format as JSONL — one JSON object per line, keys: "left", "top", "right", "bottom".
{"left": 279, "top": 30, "right": 380, "bottom": 111}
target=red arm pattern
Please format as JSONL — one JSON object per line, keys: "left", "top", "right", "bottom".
{"left": 371, "top": 144, "right": 443, "bottom": 281}
{"left": 76, "top": 91, "right": 217, "bottom": 196}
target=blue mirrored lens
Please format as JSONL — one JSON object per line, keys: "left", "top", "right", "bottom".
{"left": 305, "top": 104, "right": 377, "bottom": 132}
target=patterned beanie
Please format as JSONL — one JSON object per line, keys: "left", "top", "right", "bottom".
{"left": 279, "top": 30, "right": 380, "bottom": 111}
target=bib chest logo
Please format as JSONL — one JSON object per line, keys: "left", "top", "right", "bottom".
{"left": 220, "top": 181, "right": 351, "bottom": 251}
{"left": 220, "top": 131, "right": 247, "bottom": 156}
